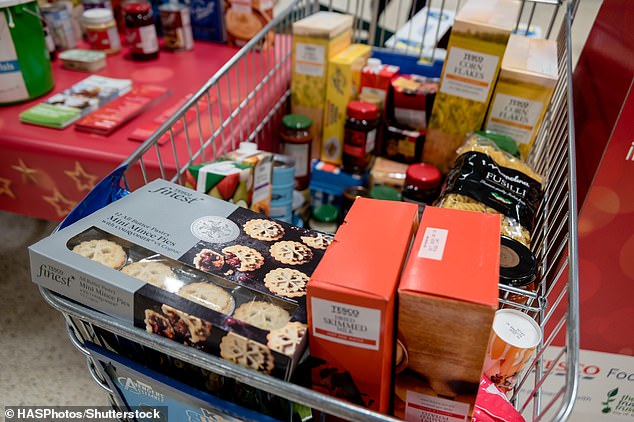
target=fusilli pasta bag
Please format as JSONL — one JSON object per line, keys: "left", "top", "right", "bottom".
{"left": 437, "top": 150, "right": 544, "bottom": 247}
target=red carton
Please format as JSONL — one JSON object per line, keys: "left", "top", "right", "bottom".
{"left": 307, "top": 198, "right": 418, "bottom": 412}
{"left": 359, "top": 62, "right": 400, "bottom": 109}
{"left": 395, "top": 206, "right": 500, "bottom": 420}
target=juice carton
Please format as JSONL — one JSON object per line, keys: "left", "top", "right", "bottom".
{"left": 307, "top": 198, "right": 418, "bottom": 412}
{"left": 485, "top": 35, "right": 558, "bottom": 159}
{"left": 292, "top": 12, "right": 353, "bottom": 160}
{"left": 321, "top": 44, "right": 372, "bottom": 165}
{"left": 423, "top": 0, "right": 521, "bottom": 173}
{"left": 395, "top": 206, "right": 500, "bottom": 420}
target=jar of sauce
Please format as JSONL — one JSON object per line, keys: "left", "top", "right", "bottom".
{"left": 499, "top": 236, "right": 538, "bottom": 306}
{"left": 342, "top": 100, "right": 379, "bottom": 175}
{"left": 310, "top": 204, "right": 339, "bottom": 234}
{"left": 83, "top": 8, "right": 121, "bottom": 54}
{"left": 123, "top": 1, "right": 159, "bottom": 60}
{"left": 280, "top": 114, "right": 312, "bottom": 190}
{"left": 401, "top": 162, "right": 441, "bottom": 216}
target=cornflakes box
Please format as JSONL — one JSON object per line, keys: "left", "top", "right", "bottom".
{"left": 291, "top": 12, "right": 353, "bottom": 160}
{"left": 484, "top": 35, "right": 558, "bottom": 159}
{"left": 321, "top": 44, "right": 372, "bottom": 165}
{"left": 423, "top": 0, "right": 521, "bottom": 173}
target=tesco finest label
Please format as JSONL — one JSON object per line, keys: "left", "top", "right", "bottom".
{"left": 440, "top": 47, "right": 499, "bottom": 103}
{"left": 311, "top": 297, "right": 381, "bottom": 351}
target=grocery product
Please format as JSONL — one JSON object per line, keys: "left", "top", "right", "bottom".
{"left": 485, "top": 35, "right": 558, "bottom": 159}
{"left": 82, "top": 8, "right": 121, "bottom": 54}
{"left": 224, "top": 0, "right": 272, "bottom": 47}
{"left": 29, "top": 179, "right": 329, "bottom": 380}
{"left": 321, "top": 44, "right": 372, "bottom": 165}
{"left": 159, "top": 2, "right": 194, "bottom": 52}
{"left": 269, "top": 155, "right": 296, "bottom": 223}
{"left": 280, "top": 114, "right": 312, "bottom": 190}
{"left": 58, "top": 49, "right": 107, "bottom": 72}
{"left": 423, "top": 0, "right": 521, "bottom": 173}
{"left": 291, "top": 12, "right": 353, "bottom": 159}
{"left": 342, "top": 100, "right": 379, "bottom": 174}
{"left": 499, "top": 235, "right": 537, "bottom": 305}
{"left": 308, "top": 160, "right": 367, "bottom": 214}
{"left": 182, "top": 0, "right": 226, "bottom": 42}
{"left": 369, "top": 157, "right": 408, "bottom": 189}
{"left": 123, "top": 1, "right": 159, "bottom": 60}
{"left": 482, "top": 309, "right": 542, "bottom": 393}
{"left": 307, "top": 198, "right": 418, "bottom": 412}
{"left": 395, "top": 206, "right": 500, "bottom": 419}
{"left": 401, "top": 162, "right": 442, "bottom": 218}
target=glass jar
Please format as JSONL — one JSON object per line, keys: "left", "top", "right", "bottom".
{"left": 342, "top": 100, "right": 379, "bottom": 175}
{"left": 370, "top": 184, "right": 401, "bottom": 201}
{"left": 499, "top": 236, "right": 538, "bottom": 306}
{"left": 310, "top": 204, "right": 339, "bottom": 234}
{"left": 341, "top": 186, "right": 369, "bottom": 222}
{"left": 122, "top": 1, "right": 159, "bottom": 60}
{"left": 280, "top": 114, "right": 312, "bottom": 190}
{"left": 402, "top": 162, "right": 442, "bottom": 215}
{"left": 83, "top": 8, "right": 121, "bottom": 54}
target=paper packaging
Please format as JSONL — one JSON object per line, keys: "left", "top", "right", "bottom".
{"left": 395, "top": 206, "right": 500, "bottom": 420}
{"left": 307, "top": 198, "right": 418, "bottom": 412}
{"left": 359, "top": 62, "right": 399, "bottom": 110}
{"left": 321, "top": 44, "right": 372, "bottom": 165}
{"left": 423, "top": 0, "right": 521, "bottom": 173}
{"left": 484, "top": 35, "right": 558, "bottom": 160}
{"left": 29, "top": 179, "right": 329, "bottom": 380}
{"left": 183, "top": 0, "right": 226, "bottom": 42}
{"left": 309, "top": 160, "right": 367, "bottom": 213}
{"left": 225, "top": 0, "right": 274, "bottom": 48}
{"left": 224, "top": 142, "right": 274, "bottom": 216}
{"left": 369, "top": 156, "right": 409, "bottom": 189}
{"left": 291, "top": 12, "right": 353, "bottom": 160}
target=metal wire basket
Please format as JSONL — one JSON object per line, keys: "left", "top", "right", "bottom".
{"left": 38, "top": 0, "right": 580, "bottom": 420}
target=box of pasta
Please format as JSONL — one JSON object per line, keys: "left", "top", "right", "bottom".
{"left": 29, "top": 179, "right": 331, "bottom": 380}
{"left": 307, "top": 198, "right": 418, "bottom": 412}
{"left": 423, "top": 0, "right": 521, "bottom": 173}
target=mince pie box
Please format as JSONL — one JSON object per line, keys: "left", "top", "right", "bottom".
{"left": 395, "top": 206, "right": 500, "bottom": 420}
{"left": 307, "top": 198, "right": 418, "bottom": 412}
{"left": 29, "top": 179, "right": 331, "bottom": 381}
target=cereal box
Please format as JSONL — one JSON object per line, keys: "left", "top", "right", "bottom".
{"left": 423, "top": 0, "right": 521, "bottom": 173}
{"left": 291, "top": 12, "right": 353, "bottom": 160}
{"left": 307, "top": 198, "right": 418, "bottom": 412}
{"left": 321, "top": 44, "right": 372, "bottom": 165}
{"left": 484, "top": 35, "right": 558, "bottom": 159}
{"left": 29, "top": 179, "right": 331, "bottom": 380}
{"left": 395, "top": 206, "right": 500, "bottom": 420}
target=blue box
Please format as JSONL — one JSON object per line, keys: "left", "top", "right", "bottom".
{"left": 309, "top": 160, "right": 368, "bottom": 212}
{"left": 182, "top": 0, "right": 226, "bottom": 43}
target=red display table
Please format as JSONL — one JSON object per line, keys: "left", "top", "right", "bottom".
{"left": 0, "top": 42, "right": 248, "bottom": 221}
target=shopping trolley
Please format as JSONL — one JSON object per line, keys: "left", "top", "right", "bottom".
{"left": 37, "top": 0, "right": 581, "bottom": 420}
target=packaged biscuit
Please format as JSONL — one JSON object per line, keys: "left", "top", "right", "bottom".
{"left": 29, "top": 179, "right": 330, "bottom": 380}
{"left": 307, "top": 198, "right": 418, "bottom": 413}
{"left": 438, "top": 133, "right": 544, "bottom": 246}
{"left": 291, "top": 12, "right": 353, "bottom": 160}
{"left": 423, "top": 0, "right": 521, "bottom": 173}
{"left": 484, "top": 35, "right": 558, "bottom": 160}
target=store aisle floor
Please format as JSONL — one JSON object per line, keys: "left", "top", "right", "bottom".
{"left": 0, "top": 0, "right": 604, "bottom": 415}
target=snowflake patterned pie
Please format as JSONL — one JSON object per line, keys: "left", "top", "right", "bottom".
{"left": 221, "top": 245, "right": 264, "bottom": 272}
{"left": 269, "top": 241, "right": 313, "bottom": 265}
{"left": 219, "top": 332, "right": 274, "bottom": 374}
{"left": 264, "top": 268, "right": 308, "bottom": 298}
{"left": 233, "top": 301, "right": 290, "bottom": 331}
{"left": 72, "top": 239, "right": 126, "bottom": 269}
{"left": 243, "top": 219, "right": 285, "bottom": 241}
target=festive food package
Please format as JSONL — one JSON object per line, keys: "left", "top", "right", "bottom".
{"left": 29, "top": 179, "right": 331, "bottom": 380}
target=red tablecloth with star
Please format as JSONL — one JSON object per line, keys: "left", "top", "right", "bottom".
{"left": 0, "top": 41, "right": 283, "bottom": 221}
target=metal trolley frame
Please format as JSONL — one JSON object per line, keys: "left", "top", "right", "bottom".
{"left": 38, "top": 0, "right": 580, "bottom": 420}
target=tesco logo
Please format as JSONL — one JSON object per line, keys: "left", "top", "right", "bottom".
{"left": 544, "top": 360, "right": 600, "bottom": 379}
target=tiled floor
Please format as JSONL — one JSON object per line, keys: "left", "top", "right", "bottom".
{"left": 0, "top": 0, "right": 603, "bottom": 416}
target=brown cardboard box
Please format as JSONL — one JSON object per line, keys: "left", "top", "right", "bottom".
{"left": 395, "top": 206, "right": 500, "bottom": 420}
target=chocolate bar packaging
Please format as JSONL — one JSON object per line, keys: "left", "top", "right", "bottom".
{"left": 29, "top": 179, "right": 330, "bottom": 380}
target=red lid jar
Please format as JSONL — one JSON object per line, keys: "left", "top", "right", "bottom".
{"left": 342, "top": 100, "right": 379, "bottom": 175}
{"left": 402, "top": 162, "right": 442, "bottom": 215}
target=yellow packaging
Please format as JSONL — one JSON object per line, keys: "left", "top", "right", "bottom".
{"left": 484, "top": 35, "right": 558, "bottom": 159}
{"left": 423, "top": 0, "right": 521, "bottom": 174}
{"left": 291, "top": 12, "right": 353, "bottom": 160}
{"left": 321, "top": 44, "right": 372, "bottom": 165}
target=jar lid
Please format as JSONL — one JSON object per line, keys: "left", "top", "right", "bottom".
{"left": 405, "top": 162, "right": 441, "bottom": 190}
{"left": 358, "top": 91, "right": 382, "bottom": 109}
{"left": 83, "top": 7, "right": 114, "bottom": 24}
{"left": 347, "top": 100, "right": 379, "bottom": 120}
{"left": 370, "top": 184, "right": 401, "bottom": 201}
{"left": 475, "top": 130, "right": 520, "bottom": 158}
{"left": 282, "top": 114, "right": 312, "bottom": 130}
{"left": 499, "top": 236, "right": 537, "bottom": 287}
{"left": 313, "top": 204, "right": 338, "bottom": 222}
{"left": 123, "top": 2, "right": 151, "bottom": 13}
